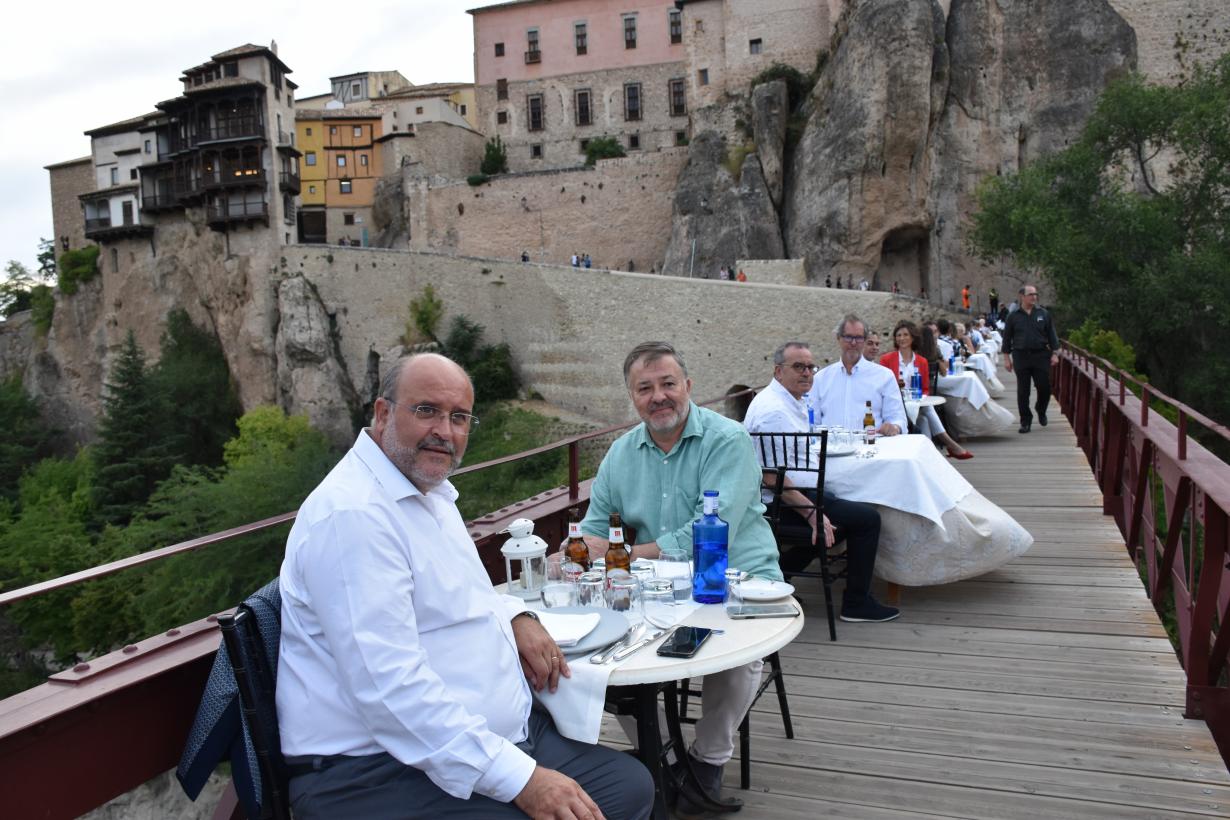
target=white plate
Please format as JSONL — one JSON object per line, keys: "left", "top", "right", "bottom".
{"left": 735, "top": 578, "right": 796, "bottom": 602}
{"left": 541, "top": 606, "right": 630, "bottom": 656}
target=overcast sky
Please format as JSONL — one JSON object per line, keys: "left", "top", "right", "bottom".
{"left": 1, "top": 0, "right": 476, "bottom": 276}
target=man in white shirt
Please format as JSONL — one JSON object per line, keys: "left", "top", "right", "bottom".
{"left": 744, "top": 342, "right": 899, "bottom": 623}
{"left": 808, "top": 314, "right": 907, "bottom": 436}
{"left": 935, "top": 318, "right": 957, "bottom": 362}
{"left": 278, "top": 353, "right": 652, "bottom": 819}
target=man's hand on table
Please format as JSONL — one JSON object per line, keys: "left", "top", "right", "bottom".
{"left": 514, "top": 767, "right": 604, "bottom": 820}
{"left": 511, "top": 613, "right": 570, "bottom": 693}
{"left": 877, "top": 422, "right": 901, "bottom": 437}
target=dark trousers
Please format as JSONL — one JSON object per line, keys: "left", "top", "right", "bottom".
{"left": 1013, "top": 350, "right": 1053, "bottom": 424}
{"left": 780, "top": 490, "right": 881, "bottom": 608}
{"left": 288, "top": 709, "right": 654, "bottom": 819}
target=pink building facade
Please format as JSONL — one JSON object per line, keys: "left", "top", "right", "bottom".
{"left": 469, "top": 0, "right": 690, "bottom": 171}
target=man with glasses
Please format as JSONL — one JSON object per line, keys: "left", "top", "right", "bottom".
{"left": 809, "top": 314, "right": 907, "bottom": 436}
{"left": 1002, "top": 285, "right": 1059, "bottom": 433}
{"left": 278, "top": 353, "right": 652, "bottom": 819}
{"left": 743, "top": 342, "right": 898, "bottom": 623}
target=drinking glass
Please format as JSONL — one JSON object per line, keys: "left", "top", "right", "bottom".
{"left": 576, "top": 571, "right": 606, "bottom": 608}
{"left": 642, "top": 579, "right": 677, "bottom": 628}
{"left": 656, "top": 552, "right": 693, "bottom": 602}
{"left": 630, "top": 559, "right": 655, "bottom": 586}
{"left": 541, "top": 582, "right": 576, "bottom": 608}
{"left": 604, "top": 570, "right": 642, "bottom": 626}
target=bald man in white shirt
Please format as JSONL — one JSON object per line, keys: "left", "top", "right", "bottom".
{"left": 278, "top": 354, "right": 652, "bottom": 819}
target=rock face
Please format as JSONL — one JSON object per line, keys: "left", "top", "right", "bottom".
{"left": 370, "top": 173, "right": 408, "bottom": 249}
{"left": 274, "top": 275, "right": 361, "bottom": 448}
{"left": 660, "top": 131, "right": 785, "bottom": 277}
{"left": 751, "top": 80, "right": 789, "bottom": 208}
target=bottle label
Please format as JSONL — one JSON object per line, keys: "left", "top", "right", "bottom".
{"left": 703, "top": 495, "right": 718, "bottom": 516}
{"left": 568, "top": 522, "right": 582, "bottom": 538}
{"left": 609, "top": 527, "right": 623, "bottom": 542}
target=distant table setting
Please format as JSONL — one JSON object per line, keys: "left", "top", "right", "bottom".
{"left": 814, "top": 434, "right": 1033, "bottom": 585}
{"left": 903, "top": 394, "right": 945, "bottom": 426}
{"left": 936, "top": 371, "right": 1015, "bottom": 436}
{"left": 963, "top": 353, "right": 1006, "bottom": 396}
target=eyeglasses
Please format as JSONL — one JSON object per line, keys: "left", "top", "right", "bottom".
{"left": 840, "top": 335, "right": 866, "bottom": 344}
{"left": 784, "top": 363, "right": 820, "bottom": 374}
{"left": 388, "top": 401, "right": 480, "bottom": 433}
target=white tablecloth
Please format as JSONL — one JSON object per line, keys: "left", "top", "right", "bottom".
{"left": 965, "top": 353, "right": 1005, "bottom": 397}
{"left": 814, "top": 435, "right": 1033, "bottom": 585}
{"left": 937, "top": 372, "right": 1015, "bottom": 436}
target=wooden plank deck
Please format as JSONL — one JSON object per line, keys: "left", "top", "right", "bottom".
{"left": 605, "top": 369, "right": 1230, "bottom": 818}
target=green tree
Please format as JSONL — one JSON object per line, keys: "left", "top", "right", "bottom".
{"left": 0, "top": 261, "right": 34, "bottom": 317}
{"left": 403, "top": 284, "right": 445, "bottom": 345}
{"left": 969, "top": 54, "right": 1230, "bottom": 425}
{"left": 481, "top": 135, "right": 509, "bottom": 175}
{"left": 0, "top": 377, "right": 54, "bottom": 503}
{"left": 91, "top": 332, "right": 174, "bottom": 526}
{"left": 442, "top": 316, "right": 519, "bottom": 404}
{"left": 150, "top": 309, "right": 242, "bottom": 468}
{"left": 36, "top": 238, "right": 56, "bottom": 282}
{"left": 584, "top": 136, "right": 626, "bottom": 166}
{"left": 57, "top": 245, "right": 100, "bottom": 295}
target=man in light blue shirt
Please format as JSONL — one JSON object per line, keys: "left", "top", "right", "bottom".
{"left": 581, "top": 342, "right": 780, "bottom": 816}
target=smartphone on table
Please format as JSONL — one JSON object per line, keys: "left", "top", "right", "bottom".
{"left": 656, "top": 626, "right": 714, "bottom": 658}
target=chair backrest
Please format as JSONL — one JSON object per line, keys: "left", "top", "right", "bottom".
{"left": 748, "top": 431, "right": 827, "bottom": 539}
{"left": 219, "top": 579, "right": 290, "bottom": 820}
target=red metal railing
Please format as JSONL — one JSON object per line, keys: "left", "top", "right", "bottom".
{"left": 1056, "top": 342, "right": 1230, "bottom": 763}
{"left": 0, "top": 388, "right": 756, "bottom": 818}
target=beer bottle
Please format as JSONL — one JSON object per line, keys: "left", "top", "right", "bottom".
{"left": 604, "top": 512, "right": 631, "bottom": 574}
{"left": 564, "top": 507, "right": 590, "bottom": 571}
{"left": 863, "top": 400, "right": 876, "bottom": 445}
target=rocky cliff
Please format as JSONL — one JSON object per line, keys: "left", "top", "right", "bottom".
{"left": 666, "top": 0, "right": 1139, "bottom": 305}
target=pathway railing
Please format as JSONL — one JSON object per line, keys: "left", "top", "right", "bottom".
{"left": 1057, "top": 342, "right": 1230, "bottom": 761}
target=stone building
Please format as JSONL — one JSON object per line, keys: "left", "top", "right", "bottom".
{"left": 44, "top": 157, "right": 93, "bottom": 256}
{"left": 468, "top": 0, "right": 692, "bottom": 171}
{"left": 79, "top": 113, "right": 159, "bottom": 264}
{"left": 295, "top": 110, "right": 383, "bottom": 244}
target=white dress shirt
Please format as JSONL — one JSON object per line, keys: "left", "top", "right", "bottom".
{"left": 278, "top": 431, "right": 535, "bottom": 803}
{"left": 808, "top": 359, "right": 907, "bottom": 432}
{"left": 937, "top": 337, "right": 956, "bottom": 361}
{"left": 743, "top": 377, "right": 817, "bottom": 493}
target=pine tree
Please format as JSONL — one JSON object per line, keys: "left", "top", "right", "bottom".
{"left": 91, "top": 332, "right": 174, "bottom": 526}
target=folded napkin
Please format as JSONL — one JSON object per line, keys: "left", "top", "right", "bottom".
{"left": 536, "top": 610, "right": 601, "bottom": 647}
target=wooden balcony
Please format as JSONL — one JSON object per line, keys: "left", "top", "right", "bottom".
{"left": 279, "top": 170, "right": 300, "bottom": 193}
{"left": 200, "top": 118, "right": 264, "bottom": 144}
{"left": 206, "top": 199, "right": 268, "bottom": 228}
{"left": 525, "top": 49, "right": 542, "bottom": 64}
{"left": 202, "top": 167, "right": 266, "bottom": 191}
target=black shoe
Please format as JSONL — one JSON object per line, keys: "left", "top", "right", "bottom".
{"left": 1038, "top": 411, "right": 1048, "bottom": 427}
{"left": 840, "top": 596, "right": 900, "bottom": 623}
{"left": 672, "top": 758, "right": 742, "bottom": 817}
{"left": 1019, "top": 420, "right": 1031, "bottom": 434}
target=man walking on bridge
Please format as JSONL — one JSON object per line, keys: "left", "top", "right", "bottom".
{"left": 1002, "top": 285, "right": 1059, "bottom": 434}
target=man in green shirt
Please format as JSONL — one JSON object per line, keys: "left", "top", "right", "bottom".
{"left": 581, "top": 342, "right": 781, "bottom": 816}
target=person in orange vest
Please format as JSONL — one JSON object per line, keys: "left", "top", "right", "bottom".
{"left": 735, "top": 269, "right": 747, "bottom": 283}
{"left": 961, "top": 284, "right": 971, "bottom": 312}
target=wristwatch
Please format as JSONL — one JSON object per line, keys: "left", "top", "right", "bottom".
{"left": 514, "top": 610, "right": 540, "bottom": 623}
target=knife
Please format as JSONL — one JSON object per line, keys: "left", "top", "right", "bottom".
{"left": 589, "top": 623, "right": 640, "bottom": 664}
{"left": 610, "top": 626, "right": 679, "bottom": 662}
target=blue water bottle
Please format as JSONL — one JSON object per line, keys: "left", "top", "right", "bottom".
{"left": 807, "top": 406, "right": 816, "bottom": 445}
{"left": 692, "top": 491, "right": 729, "bottom": 604}
{"left": 912, "top": 370, "right": 922, "bottom": 398}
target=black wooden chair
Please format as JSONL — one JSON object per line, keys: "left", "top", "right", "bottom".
{"left": 218, "top": 581, "right": 291, "bottom": 820}
{"left": 750, "top": 430, "right": 847, "bottom": 641}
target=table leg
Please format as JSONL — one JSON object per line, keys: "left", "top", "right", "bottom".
{"left": 632, "top": 684, "right": 671, "bottom": 820}
{"left": 885, "top": 581, "right": 901, "bottom": 606}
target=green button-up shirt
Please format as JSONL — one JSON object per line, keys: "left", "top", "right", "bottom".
{"left": 582, "top": 403, "right": 783, "bottom": 581}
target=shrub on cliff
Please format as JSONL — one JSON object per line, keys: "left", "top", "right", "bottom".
{"left": 57, "top": 246, "right": 100, "bottom": 295}
{"left": 481, "top": 135, "right": 509, "bottom": 175}
{"left": 585, "top": 136, "right": 626, "bottom": 166}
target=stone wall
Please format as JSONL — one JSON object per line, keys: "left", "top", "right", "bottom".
{"left": 379, "top": 122, "right": 487, "bottom": 180}
{"left": 46, "top": 158, "right": 94, "bottom": 255}
{"left": 735, "top": 258, "right": 806, "bottom": 286}
{"left": 410, "top": 148, "right": 688, "bottom": 271}
{"left": 286, "top": 245, "right": 958, "bottom": 425}
{"left": 1108, "top": 0, "right": 1230, "bottom": 82}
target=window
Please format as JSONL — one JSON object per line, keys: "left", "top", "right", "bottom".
{"left": 497, "top": 78, "right": 508, "bottom": 101}
{"left": 669, "top": 78, "right": 687, "bottom": 116}
{"left": 749, "top": 38, "right": 762, "bottom": 55}
{"left": 628, "top": 134, "right": 640, "bottom": 150}
{"left": 360, "top": 154, "right": 368, "bottom": 166}
{"left": 675, "top": 130, "right": 688, "bottom": 146}
{"left": 339, "top": 180, "right": 352, "bottom": 194}
{"left": 330, "top": 126, "right": 337, "bottom": 135}
{"left": 497, "top": 110, "right": 508, "bottom": 125}
{"left": 130, "top": 168, "right": 138, "bottom": 180}
{"left": 343, "top": 213, "right": 355, "bottom": 225}
{"left": 110, "top": 167, "right": 119, "bottom": 185}
{"left": 61, "top": 236, "right": 69, "bottom": 250}
{"left": 575, "top": 89, "right": 592, "bottom": 126}
{"left": 338, "top": 156, "right": 347, "bottom": 167}
{"left": 305, "top": 151, "right": 317, "bottom": 166}
{"left": 309, "top": 185, "right": 316, "bottom": 194}
{"left": 575, "top": 22, "right": 587, "bottom": 54}
{"left": 624, "top": 15, "right": 637, "bottom": 49}
{"left": 527, "top": 28, "right": 539, "bottom": 56}
{"left": 495, "top": 42, "right": 505, "bottom": 57}
{"left": 527, "top": 94, "right": 544, "bottom": 131}
{"left": 580, "top": 139, "right": 590, "bottom": 152}
{"left": 698, "top": 68, "right": 709, "bottom": 86}
{"left": 416, "top": 106, "right": 423, "bottom": 114}
{"left": 223, "top": 61, "right": 238, "bottom": 78}
{"left": 144, "top": 139, "right": 151, "bottom": 154}
{"left": 669, "top": 9, "right": 682, "bottom": 43}
{"left": 623, "top": 83, "right": 642, "bottom": 121}
{"left": 306, "top": 127, "right": 312, "bottom": 136}
{"left": 352, "top": 82, "right": 361, "bottom": 96}
{"left": 530, "top": 144, "right": 543, "bottom": 159}
{"left": 460, "top": 104, "right": 467, "bottom": 116}
{"left": 353, "top": 126, "right": 362, "bottom": 137}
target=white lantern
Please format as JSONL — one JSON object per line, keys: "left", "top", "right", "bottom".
{"left": 500, "top": 518, "right": 548, "bottom": 600}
